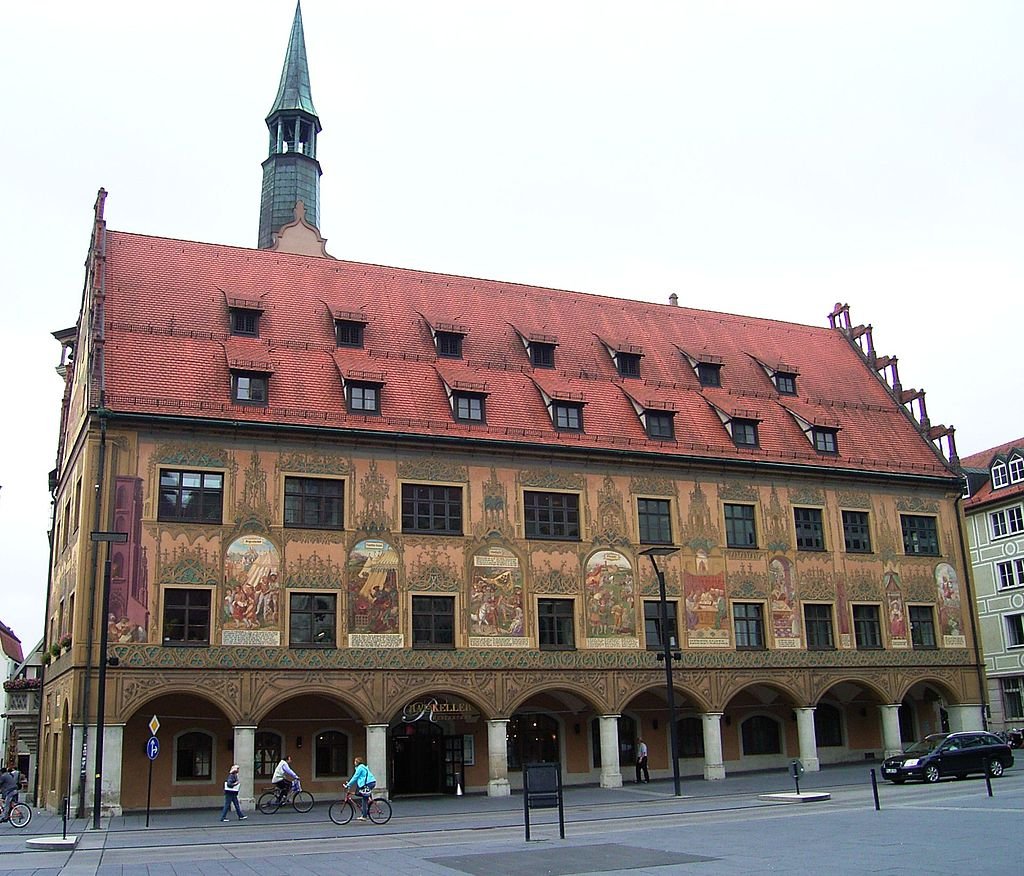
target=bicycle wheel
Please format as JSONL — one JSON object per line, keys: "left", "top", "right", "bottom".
{"left": 257, "top": 791, "right": 282, "bottom": 814}
{"left": 292, "top": 790, "right": 314, "bottom": 813}
{"left": 9, "top": 803, "right": 31, "bottom": 828}
{"left": 328, "top": 799, "right": 354, "bottom": 825}
{"left": 367, "top": 798, "right": 392, "bottom": 825}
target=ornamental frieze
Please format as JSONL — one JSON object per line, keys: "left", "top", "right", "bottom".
{"left": 844, "top": 573, "right": 877, "bottom": 600}
{"left": 530, "top": 556, "right": 581, "bottom": 594}
{"left": 518, "top": 468, "right": 585, "bottom": 490}
{"left": 680, "top": 482, "right": 719, "bottom": 552}
{"left": 116, "top": 671, "right": 243, "bottom": 722}
{"left": 276, "top": 450, "right": 351, "bottom": 476}
{"left": 727, "top": 563, "right": 768, "bottom": 598}
{"left": 356, "top": 460, "right": 391, "bottom": 533}
{"left": 629, "top": 475, "right": 676, "bottom": 497}
{"left": 896, "top": 496, "right": 940, "bottom": 514}
{"left": 281, "top": 528, "right": 348, "bottom": 546}
{"left": 718, "top": 481, "right": 758, "bottom": 501}
{"left": 283, "top": 551, "right": 344, "bottom": 590}
{"left": 151, "top": 440, "right": 234, "bottom": 470}
{"left": 157, "top": 543, "right": 220, "bottom": 586}
{"left": 902, "top": 571, "right": 937, "bottom": 602}
{"left": 836, "top": 490, "right": 872, "bottom": 510}
{"left": 590, "top": 476, "right": 629, "bottom": 547}
{"left": 397, "top": 458, "right": 468, "bottom": 483}
{"left": 789, "top": 487, "right": 825, "bottom": 507}
{"left": 763, "top": 487, "right": 791, "bottom": 552}
{"left": 474, "top": 467, "right": 514, "bottom": 539}
{"left": 797, "top": 568, "right": 835, "bottom": 601}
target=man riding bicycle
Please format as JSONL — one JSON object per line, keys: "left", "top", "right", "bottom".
{"left": 343, "top": 757, "right": 376, "bottom": 821}
{"left": 272, "top": 755, "right": 298, "bottom": 800}
{"left": 0, "top": 766, "right": 22, "bottom": 823}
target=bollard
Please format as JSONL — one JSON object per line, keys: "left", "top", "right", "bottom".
{"left": 62, "top": 796, "right": 70, "bottom": 840}
{"left": 985, "top": 771, "right": 993, "bottom": 798}
{"left": 870, "top": 769, "right": 880, "bottom": 811}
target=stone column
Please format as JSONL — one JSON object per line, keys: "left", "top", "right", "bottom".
{"left": 70, "top": 723, "right": 88, "bottom": 816}
{"left": 101, "top": 723, "right": 125, "bottom": 816}
{"left": 701, "top": 713, "right": 726, "bottom": 780}
{"left": 880, "top": 704, "right": 903, "bottom": 758}
{"left": 944, "top": 704, "right": 985, "bottom": 733}
{"left": 598, "top": 715, "right": 623, "bottom": 788}
{"left": 367, "top": 724, "right": 389, "bottom": 799}
{"left": 233, "top": 725, "right": 257, "bottom": 809}
{"left": 486, "top": 718, "right": 511, "bottom": 797}
{"left": 794, "top": 708, "right": 820, "bottom": 772}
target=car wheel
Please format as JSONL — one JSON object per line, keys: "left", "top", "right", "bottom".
{"left": 987, "top": 759, "right": 1005, "bottom": 778}
{"left": 923, "top": 764, "right": 941, "bottom": 783}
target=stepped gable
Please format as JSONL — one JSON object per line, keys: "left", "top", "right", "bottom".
{"left": 100, "top": 229, "right": 954, "bottom": 477}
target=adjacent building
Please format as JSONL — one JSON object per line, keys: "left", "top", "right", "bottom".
{"left": 38, "top": 4, "right": 985, "bottom": 814}
{"left": 962, "top": 438, "right": 1024, "bottom": 731}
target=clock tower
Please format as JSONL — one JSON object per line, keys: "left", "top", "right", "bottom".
{"left": 257, "top": 1, "right": 323, "bottom": 250}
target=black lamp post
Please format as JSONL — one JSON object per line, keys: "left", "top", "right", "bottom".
{"left": 640, "top": 546, "right": 682, "bottom": 797}
{"left": 90, "top": 530, "right": 128, "bottom": 830}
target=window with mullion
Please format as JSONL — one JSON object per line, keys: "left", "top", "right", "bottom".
{"left": 232, "top": 372, "right": 268, "bottom": 405}
{"left": 731, "top": 418, "right": 759, "bottom": 447}
{"left": 643, "top": 600, "right": 679, "bottom": 650}
{"left": 284, "top": 476, "right": 343, "bottom": 530}
{"left": 530, "top": 342, "right": 555, "bottom": 368}
{"left": 733, "top": 602, "right": 765, "bottom": 650}
{"left": 638, "top": 498, "right": 672, "bottom": 545}
{"left": 524, "top": 491, "right": 580, "bottom": 540}
{"left": 289, "top": 593, "right": 337, "bottom": 647}
{"left": 853, "top": 604, "right": 882, "bottom": 649}
{"left": 794, "top": 507, "right": 825, "bottom": 551}
{"left": 435, "top": 331, "right": 463, "bottom": 358}
{"left": 158, "top": 470, "right": 223, "bottom": 522}
{"left": 346, "top": 382, "right": 380, "bottom": 414}
{"left": 997, "top": 559, "right": 1024, "bottom": 589}
{"left": 454, "top": 392, "right": 485, "bottom": 422}
{"left": 842, "top": 510, "right": 872, "bottom": 553}
{"left": 908, "top": 604, "right": 936, "bottom": 649}
{"left": 813, "top": 428, "right": 838, "bottom": 454}
{"left": 774, "top": 372, "right": 797, "bottom": 395}
{"left": 1009, "top": 457, "right": 1024, "bottom": 484}
{"left": 538, "top": 598, "right": 575, "bottom": 650}
{"left": 645, "top": 411, "right": 675, "bottom": 440}
{"left": 992, "top": 462, "right": 1008, "bottom": 488}
{"left": 1007, "top": 614, "right": 1024, "bottom": 648}
{"left": 1003, "top": 678, "right": 1024, "bottom": 719}
{"left": 401, "top": 484, "right": 463, "bottom": 535}
{"left": 696, "top": 362, "right": 721, "bottom": 387}
{"left": 162, "top": 588, "right": 211, "bottom": 646}
{"left": 230, "top": 308, "right": 260, "bottom": 337}
{"left": 553, "top": 402, "right": 583, "bottom": 432}
{"left": 900, "top": 514, "right": 940, "bottom": 556}
{"left": 176, "top": 731, "right": 213, "bottom": 780}
{"left": 617, "top": 352, "right": 641, "bottom": 378}
{"left": 412, "top": 595, "right": 455, "bottom": 648}
{"left": 335, "top": 320, "right": 364, "bottom": 347}
{"left": 724, "top": 503, "right": 757, "bottom": 548}
{"left": 803, "top": 603, "right": 834, "bottom": 650}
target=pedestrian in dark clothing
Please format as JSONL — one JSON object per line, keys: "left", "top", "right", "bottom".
{"left": 635, "top": 738, "right": 649, "bottom": 783}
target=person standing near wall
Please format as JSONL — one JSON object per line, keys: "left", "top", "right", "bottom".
{"left": 220, "top": 765, "right": 247, "bottom": 822}
{"left": 635, "top": 738, "right": 649, "bottom": 784}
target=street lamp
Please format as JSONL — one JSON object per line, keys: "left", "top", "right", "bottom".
{"left": 640, "top": 546, "right": 682, "bottom": 797}
{"left": 90, "top": 530, "right": 128, "bottom": 829}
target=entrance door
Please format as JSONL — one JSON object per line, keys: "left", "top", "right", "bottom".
{"left": 390, "top": 722, "right": 443, "bottom": 795}
{"left": 443, "top": 734, "right": 465, "bottom": 794}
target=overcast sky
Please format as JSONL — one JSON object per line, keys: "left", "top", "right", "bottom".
{"left": 2, "top": 1, "right": 1021, "bottom": 649}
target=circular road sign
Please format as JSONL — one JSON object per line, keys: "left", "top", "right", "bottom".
{"left": 146, "top": 737, "right": 160, "bottom": 761}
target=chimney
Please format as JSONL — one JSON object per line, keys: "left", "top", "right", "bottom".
{"left": 668, "top": 293, "right": 679, "bottom": 307}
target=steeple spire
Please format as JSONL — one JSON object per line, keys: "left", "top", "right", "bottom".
{"left": 257, "top": 1, "right": 323, "bottom": 250}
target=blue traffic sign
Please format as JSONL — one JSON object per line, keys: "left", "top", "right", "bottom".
{"left": 146, "top": 737, "right": 160, "bottom": 760}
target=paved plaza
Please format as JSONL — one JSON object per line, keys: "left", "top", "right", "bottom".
{"left": 1, "top": 764, "right": 1021, "bottom": 875}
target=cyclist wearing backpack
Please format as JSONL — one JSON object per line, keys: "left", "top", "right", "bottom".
{"left": 343, "top": 757, "right": 376, "bottom": 821}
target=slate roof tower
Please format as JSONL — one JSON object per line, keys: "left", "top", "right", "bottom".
{"left": 257, "top": 1, "right": 322, "bottom": 249}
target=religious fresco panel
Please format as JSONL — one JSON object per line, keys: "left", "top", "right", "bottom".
{"left": 684, "top": 550, "right": 729, "bottom": 647}
{"left": 347, "top": 538, "right": 402, "bottom": 647}
{"left": 583, "top": 549, "right": 638, "bottom": 648}
{"left": 768, "top": 556, "right": 800, "bottom": 648}
{"left": 468, "top": 544, "right": 528, "bottom": 647}
{"left": 935, "top": 562, "right": 966, "bottom": 647}
{"left": 107, "top": 475, "right": 149, "bottom": 643}
{"left": 222, "top": 535, "right": 281, "bottom": 645}
{"left": 884, "top": 570, "right": 908, "bottom": 649}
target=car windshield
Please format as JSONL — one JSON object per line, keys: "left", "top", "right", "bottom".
{"left": 903, "top": 736, "right": 946, "bottom": 754}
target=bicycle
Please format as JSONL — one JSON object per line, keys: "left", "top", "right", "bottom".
{"left": 328, "top": 787, "right": 392, "bottom": 825}
{"left": 1, "top": 800, "right": 32, "bottom": 828}
{"left": 257, "top": 778, "right": 314, "bottom": 814}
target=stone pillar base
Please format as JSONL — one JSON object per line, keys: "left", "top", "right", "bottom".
{"left": 703, "top": 763, "right": 726, "bottom": 780}
{"left": 487, "top": 778, "right": 511, "bottom": 797}
{"left": 600, "top": 770, "right": 623, "bottom": 789}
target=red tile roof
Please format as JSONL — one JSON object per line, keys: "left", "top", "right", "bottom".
{"left": 0, "top": 621, "right": 24, "bottom": 664}
{"left": 99, "top": 230, "right": 955, "bottom": 478}
{"left": 962, "top": 437, "right": 1024, "bottom": 509}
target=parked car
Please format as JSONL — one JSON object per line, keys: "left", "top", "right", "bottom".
{"left": 881, "top": 732, "right": 1014, "bottom": 784}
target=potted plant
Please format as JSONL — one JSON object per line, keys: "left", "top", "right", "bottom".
{"left": 59, "top": 634, "right": 72, "bottom": 652}
{"left": 3, "top": 677, "right": 42, "bottom": 693}
{"left": 41, "top": 652, "right": 52, "bottom": 666}
{"left": 49, "top": 642, "right": 62, "bottom": 659}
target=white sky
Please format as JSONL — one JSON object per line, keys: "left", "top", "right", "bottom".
{"left": 1, "top": 1, "right": 1021, "bottom": 649}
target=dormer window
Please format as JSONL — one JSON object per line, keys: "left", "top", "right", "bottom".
{"left": 530, "top": 342, "right": 556, "bottom": 368}
{"left": 774, "top": 371, "right": 797, "bottom": 395}
{"left": 617, "top": 352, "right": 641, "bottom": 378}
{"left": 436, "top": 331, "right": 464, "bottom": 359}
{"left": 230, "top": 308, "right": 260, "bottom": 337}
{"left": 553, "top": 402, "right": 584, "bottom": 432}
{"left": 231, "top": 371, "right": 268, "bottom": 406}
{"left": 697, "top": 362, "right": 721, "bottom": 387}
{"left": 1010, "top": 456, "right": 1024, "bottom": 484}
{"left": 645, "top": 410, "right": 675, "bottom": 440}
{"left": 454, "top": 392, "right": 485, "bottom": 423}
{"left": 992, "top": 461, "right": 1009, "bottom": 489}
{"left": 731, "top": 418, "right": 759, "bottom": 448}
{"left": 335, "top": 320, "right": 364, "bottom": 348}
{"left": 346, "top": 382, "right": 380, "bottom": 414}
{"left": 813, "top": 427, "right": 838, "bottom": 454}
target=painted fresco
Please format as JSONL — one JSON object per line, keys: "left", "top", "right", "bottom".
{"left": 223, "top": 535, "right": 281, "bottom": 645}
{"left": 768, "top": 556, "right": 800, "bottom": 648}
{"left": 107, "top": 475, "right": 149, "bottom": 643}
{"left": 348, "top": 538, "right": 400, "bottom": 634}
{"left": 835, "top": 573, "right": 851, "bottom": 646}
{"left": 584, "top": 550, "right": 636, "bottom": 646}
{"left": 468, "top": 544, "right": 527, "bottom": 646}
{"left": 684, "top": 552, "right": 728, "bottom": 647}
{"left": 936, "top": 563, "right": 966, "bottom": 647}
{"left": 884, "top": 570, "right": 908, "bottom": 648}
